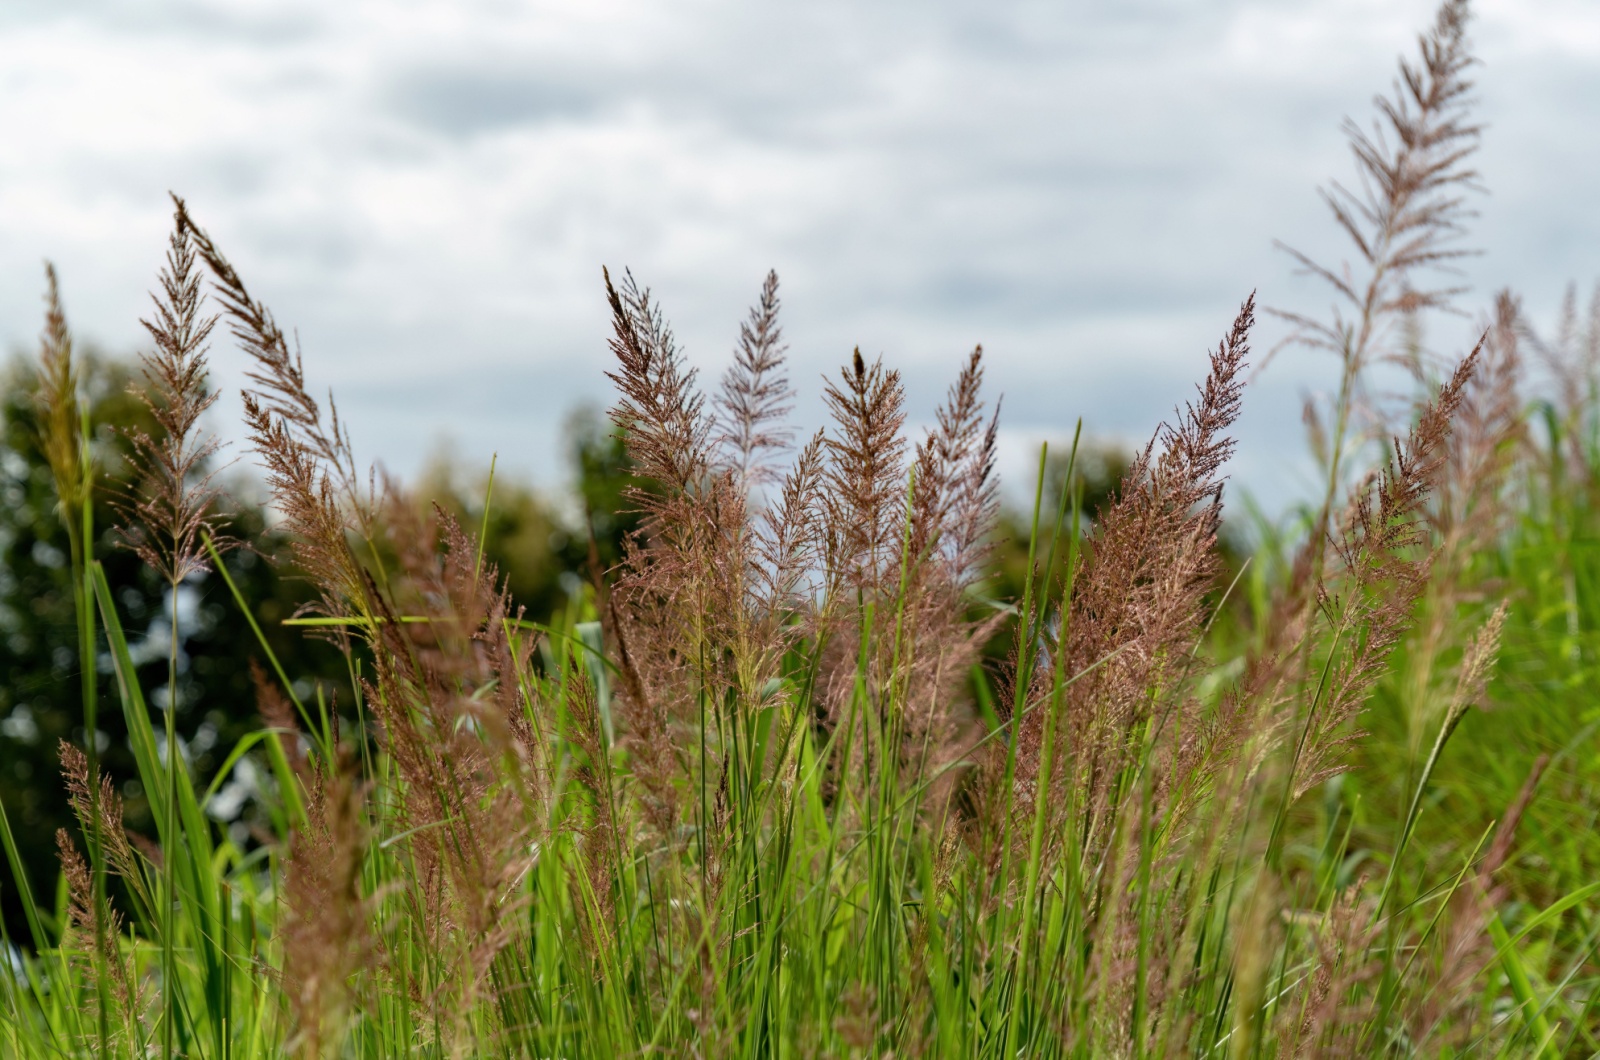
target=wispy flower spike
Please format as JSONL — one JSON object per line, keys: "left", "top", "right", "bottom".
{"left": 911, "top": 347, "right": 1000, "bottom": 593}
{"left": 604, "top": 265, "right": 713, "bottom": 501}
{"left": 173, "top": 195, "right": 357, "bottom": 488}
{"left": 1275, "top": 0, "right": 1480, "bottom": 353}
{"left": 35, "top": 262, "right": 87, "bottom": 525}
{"left": 717, "top": 270, "right": 793, "bottom": 491}
{"left": 114, "top": 207, "right": 231, "bottom": 584}
{"left": 823, "top": 348, "right": 907, "bottom": 594}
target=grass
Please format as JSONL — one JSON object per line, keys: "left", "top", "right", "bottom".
{"left": 3, "top": 0, "right": 1599, "bottom": 1055}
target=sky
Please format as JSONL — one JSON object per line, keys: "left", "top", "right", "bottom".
{"left": 3, "top": 0, "right": 1598, "bottom": 516}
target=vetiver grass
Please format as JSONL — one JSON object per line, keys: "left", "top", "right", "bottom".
{"left": 3, "top": 1, "right": 1599, "bottom": 1055}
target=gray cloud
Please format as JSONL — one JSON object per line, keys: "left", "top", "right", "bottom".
{"left": 383, "top": 65, "right": 602, "bottom": 136}
{"left": 0, "top": 0, "right": 318, "bottom": 43}
{"left": 1, "top": 0, "right": 1595, "bottom": 515}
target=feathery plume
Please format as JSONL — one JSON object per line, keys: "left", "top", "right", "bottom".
{"left": 716, "top": 270, "right": 793, "bottom": 491}
{"left": 1272, "top": 0, "right": 1482, "bottom": 525}
{"left": 34, "top": 263, "right": 88, "bottom": 528}
{"left": 280, "top": 748, "right": 372, "bottom": 1059}
{"left": 114, "top": 210, "right": 230, "bottom": 583}
{"left": 601, "top": 266, "right": 722, "bottom": 841}
{"left": 823, "top": 349, "right": 908, "bottom": 595}
{"left": 1293, "top": 342, "right": 1481, "bottom": 795}
{"left": 58, "top": 743, "right": 149, "bottom": 913}
{"left": 754, "top": 429, "right": 827, "bottom": 613}
{"left": 1018, "top": 296, "right": 1253, "bottom": 835}
{"left": 604, "top": 266, "right": 713, "bottom": 506}
{"left": 910, "top": 347, "right": 1000, "bottom": 594}
{"left": 174, "top": 196, "right": 358, "bottom": 488}
{"left": 1275, "top": 0, "right": 1481, "bottom": 367}
{"left": 1401, "top": 297, "right": 1521, "bottom": 751}
{"left": 54, "top": 828, "right": 135, "bottom": 1029}
{"left": 176, "top": 199, "right": 374, "bottom": 623}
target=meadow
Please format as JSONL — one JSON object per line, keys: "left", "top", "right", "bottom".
{"left": 3, "top": 0, "right": 1599, "bottom": 1055}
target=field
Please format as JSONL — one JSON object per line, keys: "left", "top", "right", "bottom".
{"left": 3, "top": 1, "right": 1600, "bottom": 1056}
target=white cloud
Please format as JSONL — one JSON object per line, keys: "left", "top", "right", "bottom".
{"left": 1, "top": 0, "right": 1596, "bottom": 513}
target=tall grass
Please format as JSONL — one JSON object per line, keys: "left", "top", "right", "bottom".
{"left": 3, "top": 1, "right": 1599, "bottom": 1055}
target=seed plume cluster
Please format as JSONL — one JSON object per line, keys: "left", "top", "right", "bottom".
{"left": 112, "top": 209, "right": 230, "bottom": 585}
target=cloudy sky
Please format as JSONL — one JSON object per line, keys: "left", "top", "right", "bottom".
{"left": 3, "top": 0, "right": 1598, "bottom": 513}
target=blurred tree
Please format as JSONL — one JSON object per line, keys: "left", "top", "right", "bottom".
{"left": 563, "top": 406, "right": 643, "bottom": 577}
{"left": 0, "top": 350, "right": 341, "bottom": 944}
{"left": 415, "top": 444, "right": 570, "bottom": 620}
{"left": 982, "top": 437, "right": 1250, "bottom": 672}
{"left": 990, "top": 440, "right": 1131, "bottom": 608}
{"left": 414, "top": 405, "right": 643, "bottom": 618}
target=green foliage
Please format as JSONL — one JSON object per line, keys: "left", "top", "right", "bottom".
{"left": 0, "top": 352, "right": 343, "bottom": 945}
{"left": 416, "top": 407, "right": 641, "bottom": 620}
{"left": 0, "top": 362, "right": 638, "bottom": 950}
{"left": 2, "top": 259, "right": 1593, "bottom": 1059}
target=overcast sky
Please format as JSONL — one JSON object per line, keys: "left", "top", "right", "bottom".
{"left": 3, "top": 0, "right": 1598, "bottom": 514}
